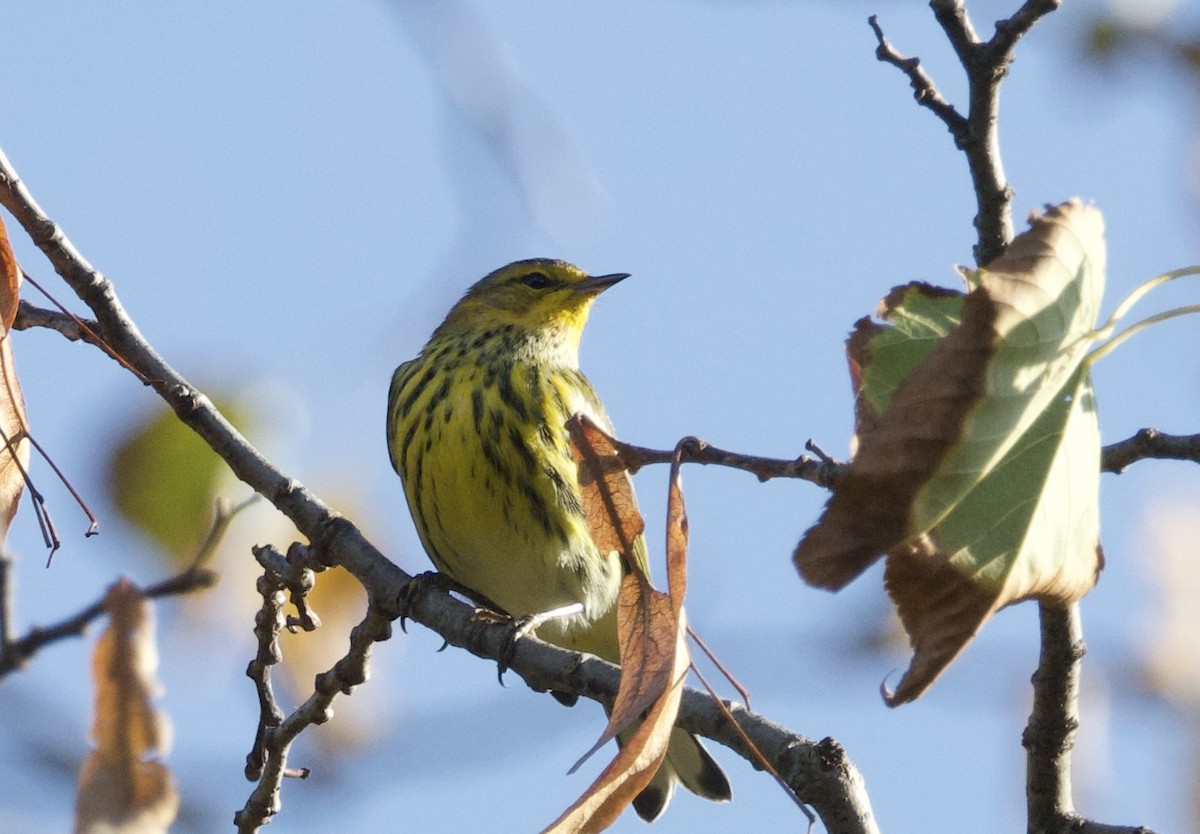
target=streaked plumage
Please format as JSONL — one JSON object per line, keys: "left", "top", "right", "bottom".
{"left": 387, "top": 258, "right": 730, "bottom": 821}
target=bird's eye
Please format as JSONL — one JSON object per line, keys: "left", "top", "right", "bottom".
{"left": 519, "top": 272, "right": 554, "bottom": 290}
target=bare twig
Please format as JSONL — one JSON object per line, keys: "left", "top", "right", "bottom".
{"left": 598, "top": 424, "right": 1200, "bottom": 486}
{"left": 874, "top": 1, "right": 1061, "bottom": 265}
{"left": 242, "top": 545, "right": 290, "bottom": 788}
{"left": 0, "top": 496, "right": 248, "bottom": 677}
{"left": 13, "top": 300, "right": 96, "bottom": 343}
{"left": 868, "top": 15, "right": 967, "bottom": 141}
{"left": 19, "top": 270, "right": 150, "bottom": 382}
{"left": 612, "top": 434, "right": 846, "bottom": 487}
{"left": 1022, "top": 606, "right": 1156, "bottom": 834}
{"left": 1100, "top": 428, "right": 1200, "bottom": 472}
{"left": 235, "top": 602, "right": 392, "bottom": 833}
{"left": 0, "top": 420, "right": 56, "bottom": 559}
{"left": 0, "top": 567, "right": 217, "bottom": 677}
{"left": 0, "top": 551, "right": 13, "bottom": 650}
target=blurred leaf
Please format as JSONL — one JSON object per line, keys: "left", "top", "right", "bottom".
{"left": 1083, "top": 19, "right": 1130, "bottom": 64}
{"left": 75, "top": 579, "right": 178, "bottom": 834}
{"left": 1083, "top": 15, "right": 1200, "bottom": 75}
{"left": 278, "top": 563, "right": 371, "bottom": 747}
{"left": 0, "top": 213, "right": 30, "bottom": 544}
{"left": 1139, "top": 499, "right": 1200, "bottom": 705}
{"left": 108, "top": 399, "right": 247, "bottom": 563}
{"left": 796, "top": 200, "right": 1106, "bottom": 703}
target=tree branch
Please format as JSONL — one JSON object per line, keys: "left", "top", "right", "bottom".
{"left": 0, "top": 565, "right": 217, "bottom": 677}
{"left": 1100, "top": 428, "right": 1200, "bottom": 472}
{"left": 868, "top": 15, "right": 968, "bottom": 144}
{"left": 874, "top": 1, "right": 1060, "bottom": 265}
{"left": 873, "top": 4, "right": 1158, "bottom": 834}
{"left": 578, "top": 426, "right": 1200, "bottom": 486}
{"left": 1022, "top": 606, "right": 1156, "bottom": 834}
{"left": 13, "top": 299, "right": 99, "bottom": 344}
{"left": 400, "top": 576, "right": 881, "bottom": 834}
{"left": 0, "top": 148, "right": 879, "bottom": 833}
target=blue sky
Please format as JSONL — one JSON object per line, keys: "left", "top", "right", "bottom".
{"left": 1, "top": 2, "right": 1198, "bottom": 832}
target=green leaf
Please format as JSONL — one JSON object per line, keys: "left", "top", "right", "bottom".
{"left": 854, "top": 283, "right": 965, "bottom": 418}
{"left": 108, "top": 398, "right": 247, "bottom": 563}
{"left": 795, "top": 200, "right": 1107, "bottom": 703}
{"left": 884, "top": 366, "right": 1101, "bottom": 703}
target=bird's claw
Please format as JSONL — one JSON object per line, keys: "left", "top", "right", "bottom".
{"left": 396, "top": 571, "right": 452, "bottom": 633}
{"left": 496, "top": 613, "right": 539, "bottom": 684}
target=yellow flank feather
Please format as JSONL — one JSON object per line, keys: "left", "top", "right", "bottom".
{"left": 387, "top": 258, "right": 730, "bottom": 822}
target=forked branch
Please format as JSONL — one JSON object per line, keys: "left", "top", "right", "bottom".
{"left": 0, "top": 148, "right": 878, "bottom": 834}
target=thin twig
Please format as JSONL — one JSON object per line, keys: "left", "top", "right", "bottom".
{"left": 689, "top": 661, "right": 820, "bottom": 830}
{"left": 24, "top": 428, "right": 99, "bottom": 542}
{"left": 0, "top": 496, "right": 247, "bottom": 677}
{"left": 613, "top": 434, "right": 846, "bottom": 487}
{"left": 19, "top": 270, "right": 149, "bottom": 382}
{"left": 243, "top": 545, "right": 289, "bottom": 787}
{"left": 0, "top": 567, "right": 217, "bottom": 677}
{"left": 12, "top": 300, "right": 96, "bottom": 343}
{"left": 236, "top": 602, "right": 392, "bottom": 833}
{"left": 607, "top": 424, "right": 1200, "bottom": 486}
{"left": 993, "top": 0, "right": 1064, "bottom": 56}
{"left": 868, "top": 16, "right": 967, "bottom": 142}
{"left": 0, "top": 422, "right": 57, "bottom": 559}
{"left": 876, "top": 2, "right": 1059, "bottom": 265}
{"left": 190, "top": 495, "right": 259, "bottom": 570}
{"left": 1100, "top": 428, "right": 1200, "bottom": 473}
{"left": 0, "top": 551, "right": 13, "bottom": 650}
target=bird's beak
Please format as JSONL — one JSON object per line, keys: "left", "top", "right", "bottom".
{"left": 574, "top": 272, "right": 630, "bottom": 295}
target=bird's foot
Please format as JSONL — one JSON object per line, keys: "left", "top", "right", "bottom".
{"left": 396, "top": 571, "right": 482, "bottom": 634}
{"left": 495, "top": 602, "right": 585, "bottom": 685}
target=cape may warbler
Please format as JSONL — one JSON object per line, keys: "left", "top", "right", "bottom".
{"left": 387, "top": 259, "right": 730, "bottom": 821}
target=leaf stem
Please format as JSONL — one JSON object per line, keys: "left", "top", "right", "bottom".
{"left": 1088, "top": 304, "right": 1200, "bottom": 365}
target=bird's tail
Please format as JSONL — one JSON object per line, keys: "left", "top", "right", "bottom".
{"left": 551, "top": 605, "right": 731, "bottom": 820}
{"left": 621, "top": 722, "right": 732, "bottom": 822}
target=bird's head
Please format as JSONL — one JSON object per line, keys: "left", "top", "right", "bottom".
{"left": 433, "top": 259, "right": 629, "bottom": 348}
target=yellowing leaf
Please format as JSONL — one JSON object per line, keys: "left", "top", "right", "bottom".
{"left": 795, "top": 200, "right": 1106, "bottom": 702}
{"left": 75, "top": 579, "right": 178, "bottom": 834}
{"left": 884, "top": 368, "right": 1101, "bottom": 702}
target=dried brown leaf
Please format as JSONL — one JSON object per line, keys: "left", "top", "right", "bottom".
{"left": 0, "top": 214, "right": 29, "bottom": 544}
{"left": 795, "top": 286, "right": 995, "bottom": 590}
{"left": 798, "top": 201, "right": 1106, "bottom": 704}
{"left": 551, "top": 428, "right": 692, "bottom": 831}
{"left": 75, "top": 579, "right": 178, "bottom": 834}
{"left": 664, "top": 448, "right": 689, "bottom": 616}
{"left": 567, "top": 414, "right": 645, "bottom": 569}
{"left": 544, "top": 574, "right": 687, "bottom": 834}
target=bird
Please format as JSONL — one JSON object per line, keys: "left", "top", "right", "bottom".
{"left": 387, "top": 258, "right": 731, "bottom": 822}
